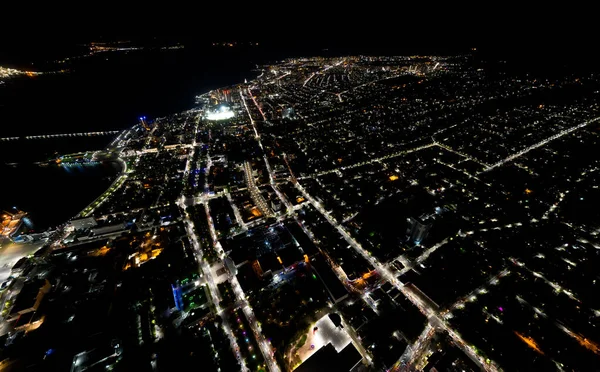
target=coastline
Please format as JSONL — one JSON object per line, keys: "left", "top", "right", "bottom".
{"left": 0, "top": 160, "right": 120, "bottom": 231}
{"left": 76, "top": 154, "right": 128, "bottom": 218}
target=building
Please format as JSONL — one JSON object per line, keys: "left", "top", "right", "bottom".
{"left": 139, "top": 116, "right": 150, "bottom": 131}
{"left": 90, "top": 223, "right": 127, "bottom": 237}
{"left": 7, "top": 279, "right": 51, "bottom": 322}
{"left": 312, "top": 256, "right": 348, "bottom": 304}
{"left": 270, "top": 199, "right": 282, "bottom": 212}
{"left": 1, "top": 210, "right": 27, "bottom": 239}
{"left": 406, "top": 215, "right": 432, "bottom": 245}
{"left": 294, "top": 342, "right": 362, "bottom": 372}
{"left": 282, "top": 107, "right": 296, "bottom": 120}
{"left": 68, "top": 217, "right": 97, "bottom": 231}
{"left": 224, "top": 256, "right": 238, "bottom": 276}
{"left": 11, "top": 257, "right": 31, "bottom": 276}
{"left": 204, "top": 105, "right": 235, "bottom": 121}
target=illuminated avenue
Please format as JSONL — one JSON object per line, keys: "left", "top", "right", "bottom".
{"left": 2, "top": 52, "right": 600, "bottom": 372}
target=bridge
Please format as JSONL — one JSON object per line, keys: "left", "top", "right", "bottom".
{"left": 0, "top": 130, "right": 121, "bottom": 142}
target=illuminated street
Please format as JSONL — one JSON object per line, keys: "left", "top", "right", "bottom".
{"left": 294, "top": 181, "right": 500, "bottom": 371}
{"left": 3, "top": 46, "right": 600, "bottom": 371}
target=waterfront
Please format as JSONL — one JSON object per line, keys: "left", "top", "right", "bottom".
{"left": 1, "top": 41, "right": 600, "bottom": 371}
{"left": 0, "top": 45, "right": 296, "bottom": 231}
{"left": 0, "top": 46, "right": 267, "bottom": 230}
{"left": 0, "top": 161, "right": 120, "bottom": 231}
{"left": 0, "top": 47, "right": 262, "bottom": 138}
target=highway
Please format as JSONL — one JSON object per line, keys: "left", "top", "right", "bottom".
{"left": 239, "top": 89, "right": 260, "bottom": 139}
{"left": 180, "top": 146, "right": 248, "bottom": 369}
{"left": 394, "top": 238, "right": 450, "bottom": 277}
{"left": 79, "top": 122, "right": 160, "bottom": 217}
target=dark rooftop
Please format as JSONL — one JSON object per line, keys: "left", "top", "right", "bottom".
{"left": 294, "top": 342, "right": 362, "bottom": 372}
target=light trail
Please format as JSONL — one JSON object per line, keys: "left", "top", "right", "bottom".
{"left": 302, "top": 72, "right": 317, "bottom": 87}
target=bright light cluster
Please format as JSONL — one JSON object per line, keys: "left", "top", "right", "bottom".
{"left": 0, "top": 66, "right": 23, "bottom": 78}
{"left": 205, "top": 105, "right": 235, "bottom": 121}
{"left": 0, "top": 66, "right": 40, "bottom": 79}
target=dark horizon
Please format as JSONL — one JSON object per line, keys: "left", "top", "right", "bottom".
{"left": 2, "top": 26, "right": 600, "bottom": 371}
{"left": 2, "top": 36, "right": 596, "bottom": 71}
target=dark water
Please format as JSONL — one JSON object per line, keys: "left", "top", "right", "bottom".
{"left": 0, "top": 162, "right": 120, "bottom": 230}
{"left": 0, "top": 47, "right": 264, "bottom": 137}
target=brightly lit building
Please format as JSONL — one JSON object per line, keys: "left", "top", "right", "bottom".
{"left": 406, "top": 215, "right": 433, "bottom": 246}
{"left": 1, "top": 210, "right": 29, "bottom": 239}
{"left": 204, "top": 104, "right": 235, "bottom": 121}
